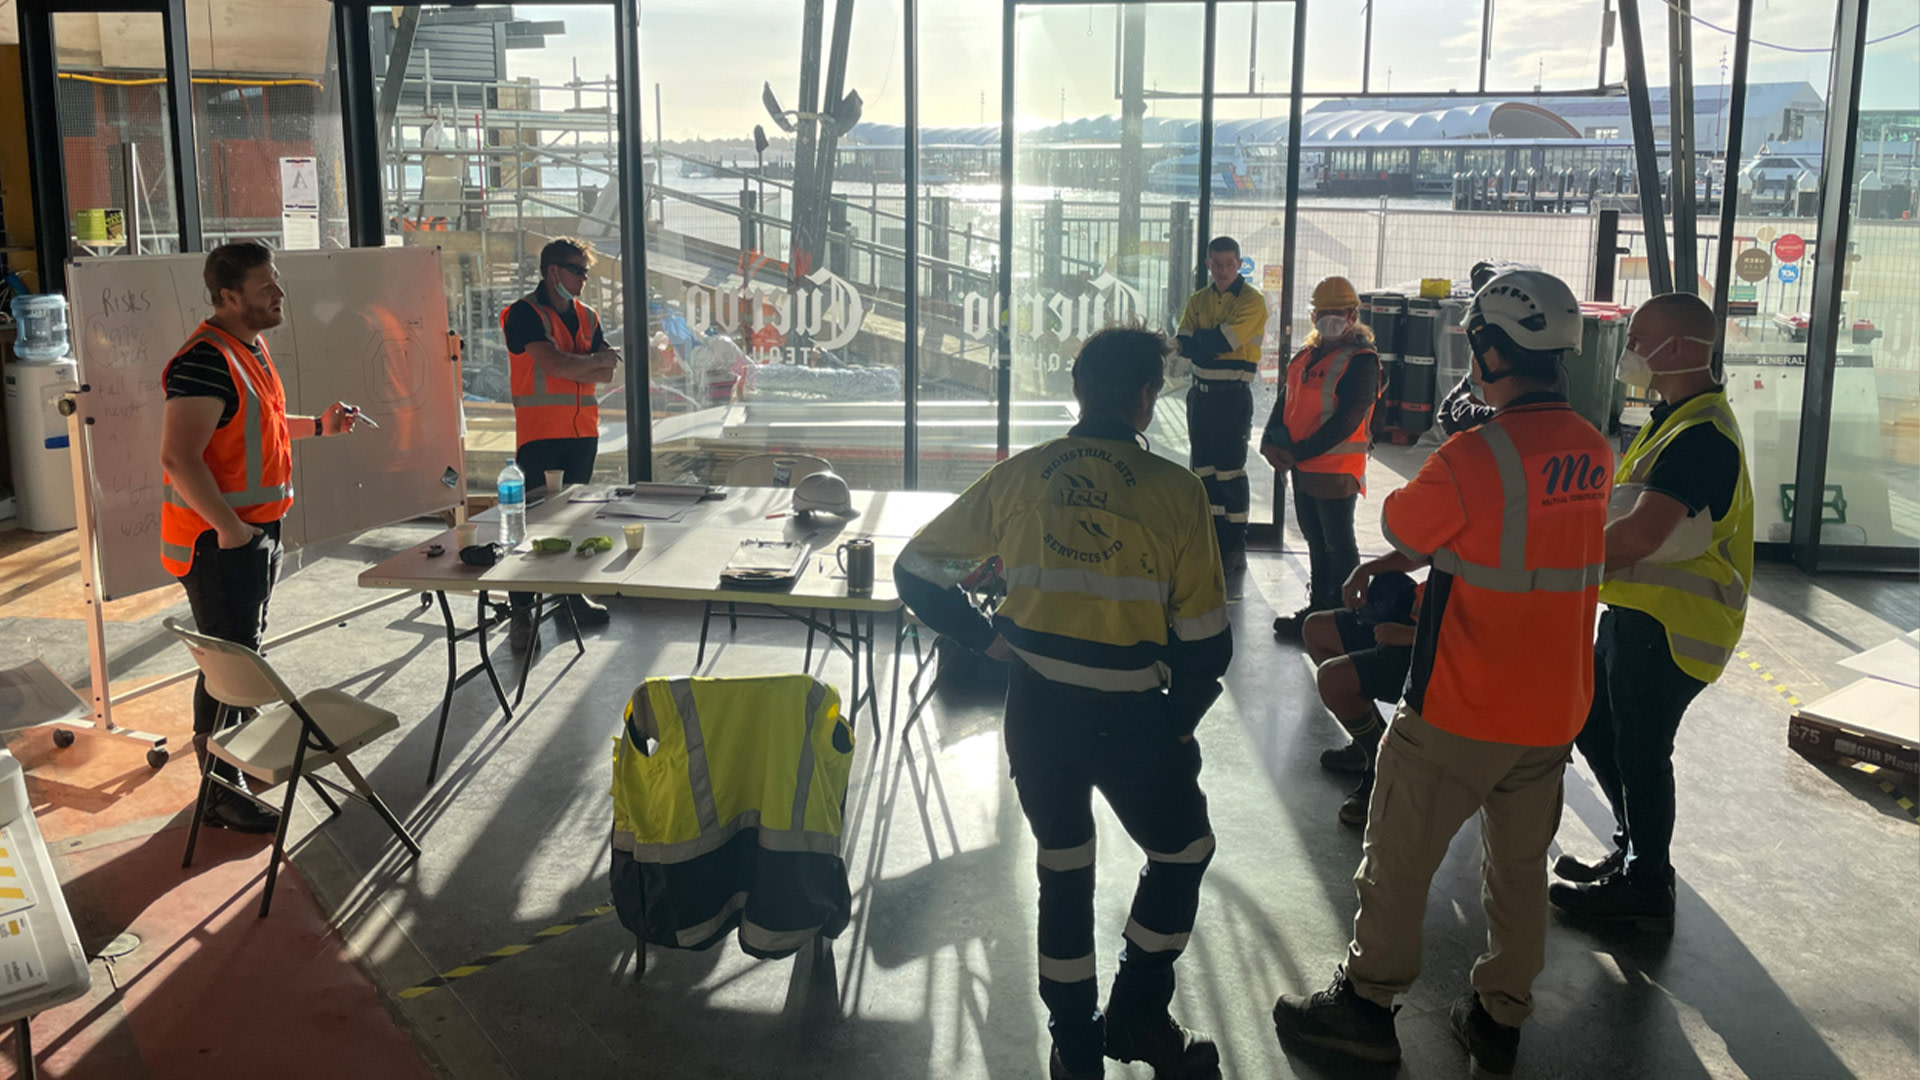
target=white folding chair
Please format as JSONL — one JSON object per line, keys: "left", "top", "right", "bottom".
{"left": 697, "top": 454, "right": 838, "bottom": 669}
{"left": 163, "top": 618, "right": 422, "bottom": 918}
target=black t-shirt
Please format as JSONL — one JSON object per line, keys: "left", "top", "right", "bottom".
{"left": 163, "top": 340, "right": 267, "bottom": 427}
{"left": 503, "top": 288, "right": 608, "bottom": 355}
{"left": 1641, "top": 388, "right": 1740, "bottom": 520}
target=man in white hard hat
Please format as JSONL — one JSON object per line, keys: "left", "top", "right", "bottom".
{"left": 1274, "top": 270, "right": 1611, "bottom": 1080}
{"left": 1176, "top": 236, "right": 1268, "bottom": 574}
{"left": 1550, "top": 291, "right": 1753, "bottom": 933}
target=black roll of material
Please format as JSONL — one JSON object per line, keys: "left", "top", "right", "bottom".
{"left": 1400, "top": 356, "right": 1436, "bottom": 433}
{"left": 1404, "top": 296, "right": 1439, "bottom": 360}
{"left": 1362, "top": 293, "right": 1408, "bottom": 429}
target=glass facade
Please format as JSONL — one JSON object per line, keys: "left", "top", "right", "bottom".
{"left": 19, "top": 0, "right": 1915, "bottom": 564}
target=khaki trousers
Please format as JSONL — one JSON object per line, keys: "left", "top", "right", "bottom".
{"left": 1345, "top": 706, "right": 1572, "bottom": 1028}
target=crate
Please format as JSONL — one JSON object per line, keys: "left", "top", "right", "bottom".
{"left": 1788, "top": 710, "right": 1919, "bottom": 790}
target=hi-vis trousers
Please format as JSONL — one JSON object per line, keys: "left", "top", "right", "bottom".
{"left": 1004, "top": 659, "right": 1216, "bottom": 1070}
{"left": 1188, "top": 379, "right": 1254, "bottom": 556}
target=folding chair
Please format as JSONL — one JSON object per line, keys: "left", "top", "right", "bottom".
{"left": 164, "top": 618, "right": 422, "bottom": 918}
{"left": 697, "top": 453, "right": 837, "bottom": 669}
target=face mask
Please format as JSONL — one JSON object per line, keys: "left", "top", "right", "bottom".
{"left": 550, "top": 274, "right": 576, "bottom": 305}
{"left": 1618, "top": 335, "right": 1717, "bottom": 389}
{"left": 1315, "top": 314, "right": 1349, "bottom": 339}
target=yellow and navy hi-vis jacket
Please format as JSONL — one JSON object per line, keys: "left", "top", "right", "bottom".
{"left": 610, "top": 674, "right": 853, "bottom": 960}
{"left": 1177, "top": 278, "right": 1269, "bottom": 382}
{"left": 895, "top": 418, "right": 1234, "bottom": 734}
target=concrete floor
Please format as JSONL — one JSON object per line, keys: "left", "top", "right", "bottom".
{"left": 3, "top": 494, "right": 1916, "bottom": 1080}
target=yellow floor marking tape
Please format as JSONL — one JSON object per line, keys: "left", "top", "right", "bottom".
{"left": 1739, "top": 648, "right": 1912, "bottom": 821}
{"left": 397, "top": 904, "right": 617, "bottom": 1001}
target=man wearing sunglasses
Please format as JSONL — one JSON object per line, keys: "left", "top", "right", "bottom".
{"left": 501, "top": 237, "right": 622, "bottom": 642}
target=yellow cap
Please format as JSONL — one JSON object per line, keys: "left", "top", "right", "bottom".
{"left": 1311, "top": 276, "right": 1360, "bottom": 311}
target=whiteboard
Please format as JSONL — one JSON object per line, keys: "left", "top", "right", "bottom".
{"left": 68, "top": 247, "right": 467, "bottom": 600}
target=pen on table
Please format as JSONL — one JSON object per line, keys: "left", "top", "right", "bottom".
{"left": 766, "top": 512, "right": 789, "bottom": 519}
{"left": 344, "top": 405, "right": 380, "bottom": 429}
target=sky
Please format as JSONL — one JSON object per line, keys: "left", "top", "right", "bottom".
{"left": 494, "top": 1, "right": 1915, "bottom": 140}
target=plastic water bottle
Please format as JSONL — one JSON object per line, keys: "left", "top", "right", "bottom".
{"left": 496, "top": 459, "right": 527, "bottom": 546}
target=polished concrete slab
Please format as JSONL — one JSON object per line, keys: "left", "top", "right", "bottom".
{"left": 2, "top": 515, "right": 1915, "bottom": 1080}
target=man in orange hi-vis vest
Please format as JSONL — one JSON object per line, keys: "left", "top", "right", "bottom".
{"left": 1273, "top": 270, "right": 1611, "bottom": 1080}
{"left": 159, "top": 241, "right": 361, "bottom": 834}
{"left": 501, "top": 237, "right": 622, "bottom": 643}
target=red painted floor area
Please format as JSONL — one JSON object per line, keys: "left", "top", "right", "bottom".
{"left": 0, "top": 824, "right": 438, "bottom": 1080}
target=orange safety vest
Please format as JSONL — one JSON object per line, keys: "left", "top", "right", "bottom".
{"left": 1386, "top": 400, "right": 1611, "bottom": 746}
{"left": 504, "top": 290, "right": 601, "bottom": 446}
{"left": 158, "top": 323, "right": 294, "bottom": 577}
{"left": 1283, "top": 343, "right": 1374, "bottom": 491}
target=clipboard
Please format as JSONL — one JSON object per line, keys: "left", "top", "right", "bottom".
{"left": 719, "top": 539, "right": 811, "bottom": 588}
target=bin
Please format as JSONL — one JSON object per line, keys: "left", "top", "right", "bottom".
{"left": 1571, "top": 302, "right": 1632, "bottom": 434}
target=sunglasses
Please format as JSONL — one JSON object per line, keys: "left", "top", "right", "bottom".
{"left": 551, "top": 262, "right": 590, "bottom": 278}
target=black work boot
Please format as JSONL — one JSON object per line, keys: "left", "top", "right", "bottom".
{"left": 1549, "top": 872, "right": 1676, "bottom": 933}
{"left": 1104, "top": 1013, "right": 1220, "bottom": 1079}
{"left": 1272, "top": 967, "right": 1400, "bottom": 1064}
{"left": 1338, "top": 773, "right": 1374, "bottom": 826}
{"left": 1319, "top": 741, "right": 1369, "bottom": 773}
{"left": 195, "top": 734, "right": 279, "bottom": 834}
{"left": 1553, "top": 848, "right": 1625, "bottom": 883}
{"left": 566, "top": 594, "right": 612, "bottom": 627}
{"left": 1272, "top": 606, "right": 1315, "bottom": 641}
{"left": 1049, "top": 1045, "right": 1103, "bottom": 1080}
{"left": 1450, "top": 992, "right": 1520, "bottom": 1078}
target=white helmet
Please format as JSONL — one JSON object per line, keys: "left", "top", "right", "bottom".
{"left": 791, "top": 470, "right": 856, "bottom": 517}
{"left": 1468, "top": 270, "right": 1583, "bottom": 355}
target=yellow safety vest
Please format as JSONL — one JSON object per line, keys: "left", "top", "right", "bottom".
{"left": 1600, "top": 391, "right": 1755, "bottom": 683}
{"left": 1177, "top": 279, "right": 1268, "bottom": 381}
{"left": 610, "top": 674, "right": 853, "bottom": 958}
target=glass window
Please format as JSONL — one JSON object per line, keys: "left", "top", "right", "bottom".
{"left": 370, "top": 5, "right": 629, "bottom": 494}
{"left": 1488, "top": 0, "right": 1607, "bottom": 92}
{"left": 642, "top": 0, "right": 908, "bottom": 492}
{"left": 191, "top": 2, "right": 350, "bottom": 251}
{"left": 50, "top": 12, "right": 181, "bottom": 258}
{"left": 1367, "top": 0, "right": 1480, "bottom": 94}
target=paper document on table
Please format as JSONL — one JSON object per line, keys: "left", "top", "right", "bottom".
{"left": 0, "top": 916, "right": 45, "bottom": 997}
{"left": 0, "top": 828, "right": 34, "bottom": 919}
{"left": 0, "top": 660, "right": 88, "bottom": 734}
{"left": 720, "top": 539, "right": 810, "bottom": 586}
{"left": 597, "top": 496, "right": 701, "bottom": 522}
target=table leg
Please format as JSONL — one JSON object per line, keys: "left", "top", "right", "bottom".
{"left": 475, "top": 591, "right": 515, "bottom": 715}
{"left": 16, "top": 1016, "right": 34, "bottom": 1079}
{"left": 864, "top": 611, "right": 879, "bottom": 739}
{"left": 429, "top": 591, "right": 459, "bottom": 784}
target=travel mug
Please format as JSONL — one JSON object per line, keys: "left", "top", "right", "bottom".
{"left": 837, "top": 538, "right": 875, "bottom": 595}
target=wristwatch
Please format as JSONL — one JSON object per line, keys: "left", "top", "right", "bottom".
{"left": 314, "top": 416, "right": 324, "bottom": 438}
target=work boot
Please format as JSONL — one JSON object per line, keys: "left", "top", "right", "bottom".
{"left": 1272, "top": 606, "right": 1315, "bottom": 641}
{"left": 1104, "top": 1014, "right": 1219, "bottom": 1079}
{"left": 1549, "top": 873, "right": 1676, "bottom": 933}
{"left": 567, "top": 594, "right": 612, "bottom": 628}
{"left": 508, "top": 610, "right": 536, "bottom": 653}
{"left": 1272, "top": 967, "right": 1401, "bottom": 1064}
{"left": 1338, "top": 773, "right": 1374, "bottom": 826}
{"left": 1553, "top": 848, "right": 1625, "bottom": 884}
{"left": 1319, "top": 741, "right": 1369, "bottom": 774}
{"left": 1048, "top": 1045, "right": 1103, "bottom": 1080}
{"left": 1449, "top": 992, "right": 1520, "bottom": 1078}
{"left": 204, "top": 788, "right": 280, "bottom": 834}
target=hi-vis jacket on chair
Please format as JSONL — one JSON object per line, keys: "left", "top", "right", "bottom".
{"left": 159, "top": 322, "right": 294, "bottom": 576}
{"left": 1600, "top": 392, "right": 1754, "bottom": 682}
{"left": 503, "top": 291, "right": 601, "bottom": 445}
{"left": 610, "top": 674, "right": 854, "bottom": 959}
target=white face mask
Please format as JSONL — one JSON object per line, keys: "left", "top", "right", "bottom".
{"left": 550, "top": 273, "right": 576, "bottom": 305}
{"left": 1315, "top": 314, "right": 1349, "bottom": 339}
{"left": 1617, "top": 335, "right": 1716, "bottom": 390}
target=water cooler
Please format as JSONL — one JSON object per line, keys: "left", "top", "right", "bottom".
{"left": 4, "top": 294, "right": 79, "bottom": 532}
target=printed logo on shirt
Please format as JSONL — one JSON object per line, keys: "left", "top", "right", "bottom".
{"left": 1043, "top": 517, "right": 1125, "bottom": 564}
{"left": 1526, "top": 450, "right": 1611, "bottom": 512}
{"left": 1055, "top": 472, "right": 1109, "bottom": 510}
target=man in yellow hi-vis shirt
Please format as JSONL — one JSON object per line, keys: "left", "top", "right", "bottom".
{"left": 1177, "top": 236, "right": 1268, "bottom": 573}
{"left": 896, "top": 325, "right": 1233, "bottom": 1080}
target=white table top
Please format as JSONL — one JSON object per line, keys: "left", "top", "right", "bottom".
{"left": 0, "top": 753, "right": 92, "bottom": 1026}
{"left": 357, "top": 487, "right": 956, "bottom": 613}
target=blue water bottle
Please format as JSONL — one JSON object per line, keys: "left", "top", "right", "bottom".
{"left": 496, "top": 458, "right": 527, "bottom": 546}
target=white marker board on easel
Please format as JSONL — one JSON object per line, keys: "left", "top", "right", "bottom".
{"left": 67, "top": 247, "right": 467, "bottom": 600}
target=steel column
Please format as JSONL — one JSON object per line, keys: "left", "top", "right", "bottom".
{"left": 1789, "top": 0, "right": 1870, "bottom": 571}
{"left": 1666, "top": 0, "right": 1698, "bottom": 291}
{"left": 162, "top": 0, "right": 202, "bottom": 252}
{"left": 20, "top": 1, "right": 65, "bottom": 290}
{"left": 1614, "top": 0, "right": 1673, "bottom": 295}
{"left": 903, "top": 0, "right": 920, "bottom": 488}
{"left": 615, "top": 0, "right": 652, "bottom": 481}
{"left": 1708, "top": 0, "right": 1753, "bottom": 366}
{"left": 1195, "top": 0, "right": 1217, "bottom": 274}
{"left": 997, "top": 0, "right": 1015, "bottom": 460}
{"left": 335, "top": 2, "right": 385, "bottom": 248}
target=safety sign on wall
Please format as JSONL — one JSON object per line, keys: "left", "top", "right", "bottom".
{"left": 280, "top": 156, "right": 321, "bottom": 251}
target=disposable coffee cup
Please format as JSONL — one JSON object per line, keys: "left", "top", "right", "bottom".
{"left": 623, "top": 523, "right": 646, "bottom": 551}
{"left": 454, "top": 522, "right": 479, "bottom": 549}
{"left": 544, "top": 470, "right": 566, "bottom": 495}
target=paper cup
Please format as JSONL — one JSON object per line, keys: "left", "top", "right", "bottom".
{"left": 544, "top": 470, "right": 566, "bottom": 494}
{"left": 454, "top": 522, "right": 478, "bottom": 549}
{"left": 623, "top": 523, "right": 646, "bottom": 551}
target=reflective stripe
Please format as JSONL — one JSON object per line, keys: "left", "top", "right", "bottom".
{"left": 1209, "top": 504, "right": 1227, "bottom": 517}
{"left": 740, "top": 919, "right": 823, "bottom": 954}
{"left": 163, "top": 480, "right": 289, "bottom": 512}
{"left": 676, "top": 891, "right": 748, "bottom": 947}
{"left": 1625, "top": 401, "right": 1739, "bottom": 484}
{"left": 788, "top": 680, "right": 827, "bottom": 833}
{"left": 1009, "top": 645, "right": 1166, "bottom": 693}
{"left": 1605, "top": 559, "right": 1747, "bottom": 611}
{"left": 612, "top": 806, "right": 843, "bottom": 863}
{"left": 1671, "top": 631, "right": 1734, "bottom": 667}
{"left": 1213, "top": 468, "right": 1247, "bottom": 481}
{"left": 1428, "top": 422, "right": 1605, "bottom": 595}
{"left": 1318, "top": 349, "right": 1356, "bottom": 428}
{"left": 1192, "top": 367, "right": 1256, "bottom": 382}
{"left": 1323, "top": 439, "right": 1369, "bottom": 457}
{"left": 1038, "top": 952, "right": 1097, "bottom": 984}
{"left": 513, "top": 367, "right": 579, "bottom": 408}
{"left": 1142, "top": 833, "right": 1215, "bottom": 865}
{"left": 1036, "top": 839, "right": 1096, "bottom": 872}
{"left": 1003, "top": 564, "right": 1171, "bottom": 605}
{"left": 1173, "top": 606, "right": 1230, "bottom": 641}
{"left": 180, "top": 330, "right": 284, "bottom": 513}
{"left": 1193, "top": 465, "right": 1216, "bottom": 477}
{"left": 1225, "top": 511, "right": 1249, "bottom": 523}
{"left": 669, "top": 679, "right": 722, "bottom": 833}
{"left": 162, "top": 540, "right": 194, "bottom": 564}
{"left": 1124, "top": 917, "right": 1191, "bottom": 954}
{"left": 1221, "top": 322, "right": 1244, "bottom": 350}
